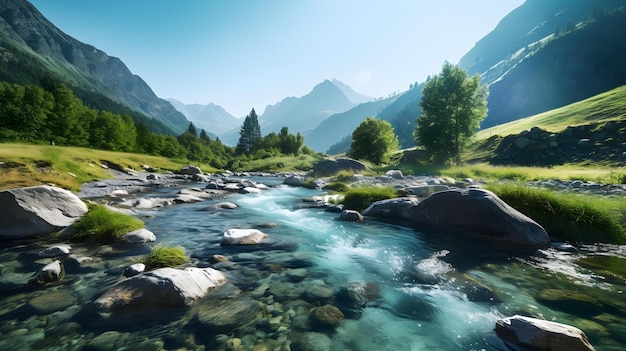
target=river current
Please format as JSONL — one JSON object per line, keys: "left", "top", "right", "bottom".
{"left": 1, "top": 178, "right": 625, "bottom": 350}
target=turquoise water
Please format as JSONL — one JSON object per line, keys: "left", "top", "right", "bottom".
{"left": 0, "top": 183, "right": 625, "bottom": 350}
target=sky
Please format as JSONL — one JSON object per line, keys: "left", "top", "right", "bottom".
{"left": 29, "top": 0, "right": 524, "bottom": 118}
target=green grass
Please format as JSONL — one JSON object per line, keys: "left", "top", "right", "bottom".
{"left": 342, "top": 186, "right": 398, "bottom": 212}
{"left": 476, "top": 85, "right": 626, "bottom": 140}
{"left": 70, "top": 204, "right": 145, "bottom": 243}
{"left": 486, "top": 183, "right": 626, "bottom": 244}
{"left": 236, "top": 154, "right": 322, "bottom": 172}
{"left": 141, "top": 245, "right": 187, "bottom": 270}
{"left": 0, "top": 143, "right": 212, "bottom": 191}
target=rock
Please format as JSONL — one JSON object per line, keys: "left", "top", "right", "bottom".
{"left": 310, "top": 304, "right": 344, "bottom": 328}
{"left": 28, "top": 260, "right": 64, "bottom": 286}
{"left": 84, "top": 331, "right": 130, "bottom": 351}
{"left": 410, "top": 189, "right": 549, "bottom": 248}
{"left": 363, "top": 197, "right": 419, "bottom": 220}
{"left": 324, "top": 204, "right": 345, "bottom": 213}
{"left": 284, "top": 175, "right": 306, "bottom": 187}
{"left": 28, "top": 290, "right": 77, "bottom": 314}
{"left": 339, "top": 210, "right": 363, "bottom": 222}
{"left": 313, "top": 158, "right": 366, "bottom": 176}
{"left": 536, "top": 289, "right": 603, "bottom": 316}
{"left": 196, "top": 298, "right": 263, "bottom": 333}
{"left": 120, "top": 228, "right": 156, "bottom": 244}
{"left": 385, "top": 170, "right": 404, "bottom": 179}
{"left": 94, "top": 267, "right": 227, "bottom": 315}
{"left": 0, "top": 185, "right": 88, "bottom": 239}
{"left": 241, "top": 187, "right": 261, "bottom": 194}
{"left": 221, "top": 228, "right": 269, "bottom": 246}
{"left": 123, "top": 263, "right": 146, "bottom": 277}
{"left": 209, "top": 202, "right": 238, "bottom": 210}
{"left": 179, "top": 165, "right": 202, "bottom": 175}
{"left": 406, "top": 184, "right": 449, "bottom": 197}
{"left": 38, "top": 244, "right": 72, "bottom": 258}
{"left": 495, "top": 315, "right": 595, "bottom": 351}
{"left": 110, "top": 189, "right": 128, "bottom": 197}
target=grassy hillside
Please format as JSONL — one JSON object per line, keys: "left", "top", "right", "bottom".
{"left": 477, "top": 85, "right": 626, "bottom": 140}
{"left": 0, "top": 143, "right": 189, "bottom": 191}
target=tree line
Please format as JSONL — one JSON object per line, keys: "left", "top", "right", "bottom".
{"left": 0, "top": 81, "right": 314, "bottom": 169}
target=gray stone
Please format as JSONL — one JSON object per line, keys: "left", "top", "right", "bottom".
{"left": 123, "top": 263, "right": 146, "bottom": 277}
{"left": 179, "top": 165, "right": 202, "bottom": 175}
{"left": 120, "top": 228, "right": 156, "bottom": 244}
{"left": 313, "top": 158, "right": 367, "bottom": 176}
{"left": 496, "top": 315, "right": 595, "bottom": 351}
{"left": 0, "top": 186, "right": 88, "bottom": 239}
{"left": 221, "top": 228, "right": 268, "bottom": 245}
{"left": 385, "top": 170, "right": 404, "bottom": 179}
{"left": 339, "top": 210, "right": 363, "bottom": 222}
{"left": 38, "top": 244, "right": 72, "bottom": 258}
{"left": 284, "top": 175, "right": 306, "bottom": 187}
{"left": 406, "top": 184, "right": 449, "bottom": 197}
{"left": 29, "top": 260, "right": 64, "bottom": 286}
{"left": 364, "top": 189, "right": 549, "bottom": 248}
{"left": 94, "top": 267, "right": 227, "bottom": 315}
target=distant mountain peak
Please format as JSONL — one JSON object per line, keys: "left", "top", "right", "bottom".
{"left": 330, "top": 79, "right": 373, "bottom": 104}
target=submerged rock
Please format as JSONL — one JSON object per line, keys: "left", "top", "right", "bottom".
{"left": 196, "top": 298, "right": 263, "bottom": 333}
{"left": 0, "top": 185, "right": 88, "bottom": 239}
{"left": 38, "top": 244, "right": 72, "bottom": 258}
{"left": 310, "top": 304, "right": 344, "bottom": 328}
{"left": 495, "top": 315, "right": 595, "bottom": 351}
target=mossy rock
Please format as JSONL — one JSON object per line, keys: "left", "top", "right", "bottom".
{"left": 310, "top": 304, "right": 344, "bottom": 328}
{"left": 536, "top": 288, "right": 603, "bottom": 316}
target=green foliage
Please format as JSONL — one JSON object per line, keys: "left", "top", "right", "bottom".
{"left": 187, "top": 122, "right": 198, "bottom": 137}
{"left": 414, "top": 62, "right": 488, "bottom": 163}
{"left": 334, "top": 170, "right": 355, "bottom": 182}
{"left": 323, "top": 182, "right": 349, "bottom": 192}
{"left": 236, "top": 108, "right": 262, "bottom": 154}
{"left": 71, "top": 204, "right": 144, "bottom": 243}
{"left": 350, "top": 117, "right": 399, "bottom": 164}
{"left": 342, "top": 186, "right": 398, "bottom": 211}
{"left": 487, "top": 184, "right": 626, "bottom": 244}
{"left": 141, "top": 245, "right": 187, "bottom": 271}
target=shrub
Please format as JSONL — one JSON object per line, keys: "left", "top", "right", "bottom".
{"left": 141, "top": 245, "right": 187, "bottom": 270}
{"left": 342, "top": 186, "right": 398, "bottom": 212}
{"left": 487, "top": 184, "right": 626, "bottom": 244}
{"left": 334, "top": 170, "right": 355, "bottom": 182}
{"left": 323, "top": 182, "right": 349, "bottom": 193}
{"left": 71, "top": 204, "right": 144, "bottom": 243}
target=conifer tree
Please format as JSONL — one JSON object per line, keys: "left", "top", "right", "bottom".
{"left": 236, "top": 108, "right": 262, "bottom": 154}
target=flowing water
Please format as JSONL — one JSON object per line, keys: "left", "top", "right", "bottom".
{"left": 1, "top": 180, "right": 626, "bottom": 350}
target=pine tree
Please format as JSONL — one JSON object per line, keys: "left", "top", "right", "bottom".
{"left": 236, "top": 108, "right": 262, "bottom": 154}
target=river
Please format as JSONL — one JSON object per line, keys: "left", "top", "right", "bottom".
{"left": 0, "top": 179, "right": 625, "bottom": 350}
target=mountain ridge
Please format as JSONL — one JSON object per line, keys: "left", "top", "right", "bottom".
{"left": 0, "top": 0, "right": 190, "bottom": 134}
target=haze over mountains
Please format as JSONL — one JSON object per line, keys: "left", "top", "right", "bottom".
{"left": 2, "top": 0, "right": 626, "bottom": 153}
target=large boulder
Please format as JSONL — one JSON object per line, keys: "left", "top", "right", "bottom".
{"left": 495, "top": 315, "right": 595, "bottom": 351}
{"left": 94, "top": 267, "right": 226, "bottom": 316}
{"left": 313, "top": 158, "right": 366, "bottom": 176}
{"left": 364, "top": 189, "right": 549, "bottom": 248}
{"left": 0, "top": 186, "right": 88, "bottom": 239}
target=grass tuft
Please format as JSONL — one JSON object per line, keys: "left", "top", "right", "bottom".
{"left": 141, "top": 245, "right": 187, "bottom": 270}
{"left": 71, "top": 204, "right": 144, "bottom": 243}
{"left": 487, "top": 183, "right": 626, "bottom": 244}
{"left": 342, "top": 186, "right": 398, "bottom": 212}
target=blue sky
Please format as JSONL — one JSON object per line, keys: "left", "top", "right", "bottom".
{"left": 29, "top": 0, "right": 524, "bottom": 117}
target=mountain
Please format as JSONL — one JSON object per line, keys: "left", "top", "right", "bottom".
{"left": 259, "top": 79, "right": 356, "bottom": 134}
{"left": 0, "top": 0, "right": 189, "bottom": 134}
{"left": 459, "top": 0, "right": 626, "bottom": 77}
{"left": 330, "top": 79, "right": 372, "bottom": 104}
{"left": 305, "top": 97, "right": 395, "bottom": 152}
{"left": 482, "top": 5, "right": 626, "bottom": 127}
{"left": 167, "top": 99, "right": 239, "bottom": 136}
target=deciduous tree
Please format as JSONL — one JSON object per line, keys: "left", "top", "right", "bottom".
{"left": 414, "top": 62, "right": 488, "bottom": 163}
{"left": 350, "top": 117, "right": 399, "bottom": 164}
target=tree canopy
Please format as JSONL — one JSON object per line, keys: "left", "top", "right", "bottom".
{"left": 414, "top": 62, "right": 488, "bottom": 163}
{"left": 350, "top": 117, "right": 399, "bottom": 164}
